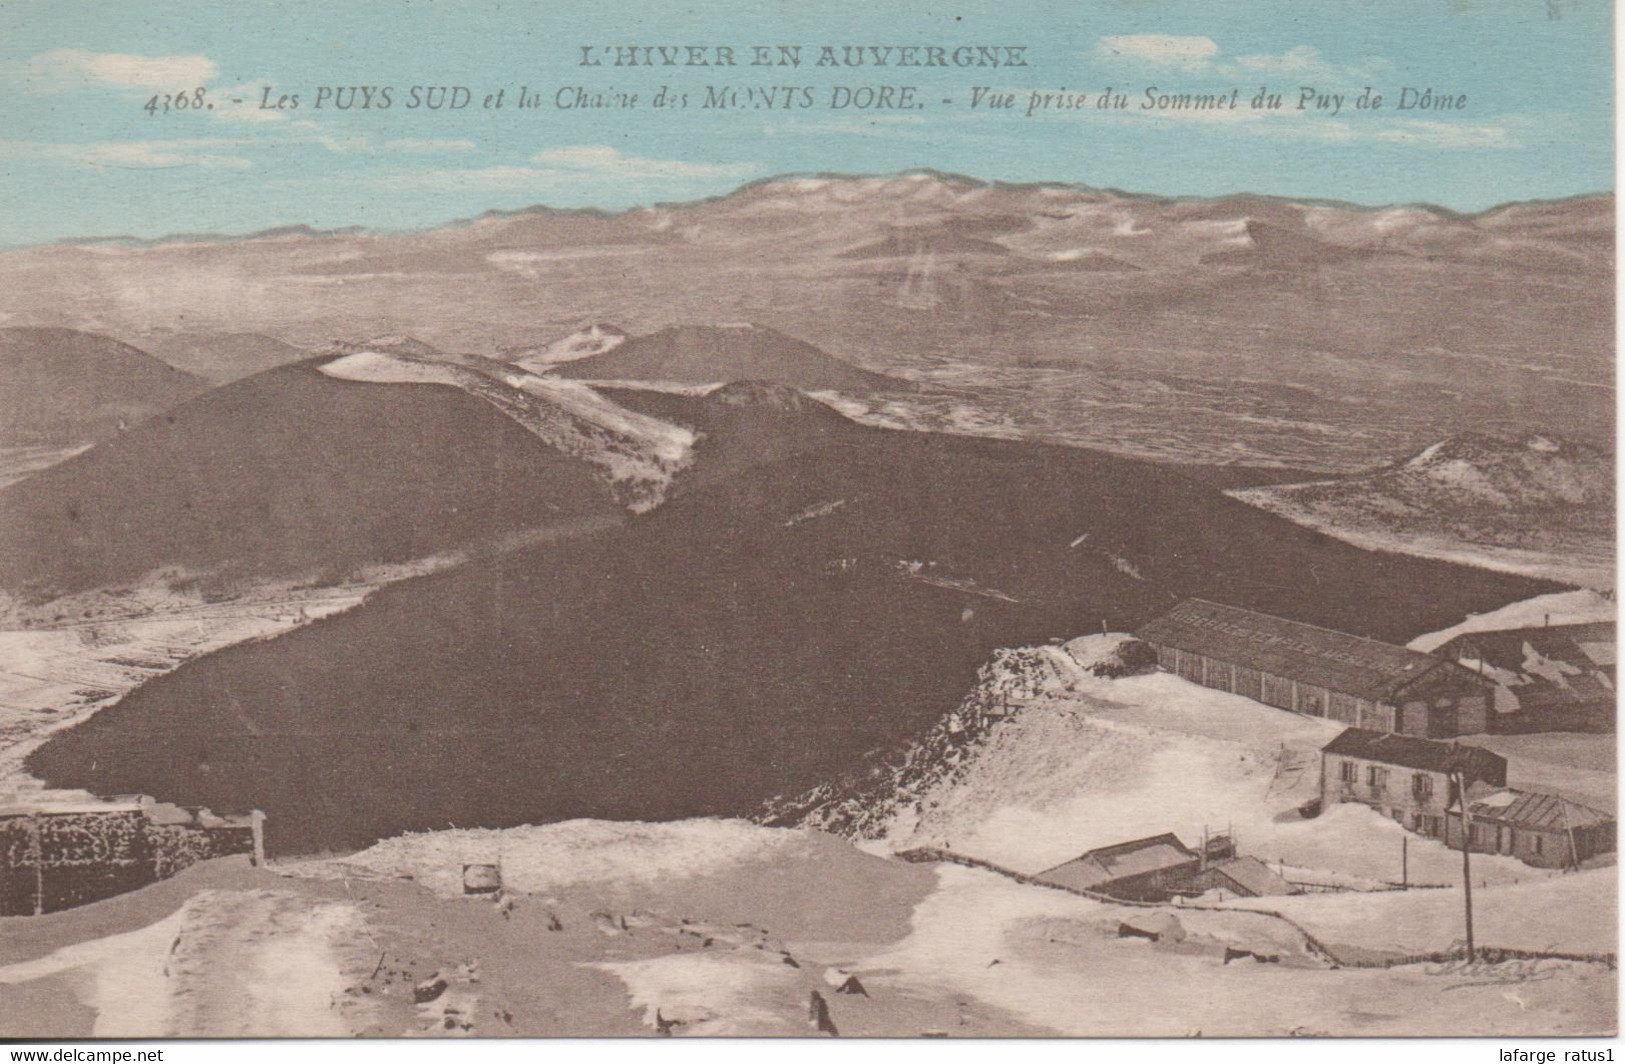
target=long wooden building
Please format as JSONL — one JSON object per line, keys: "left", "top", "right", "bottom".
{"left": 1138, "top": 599, "right": 1494, "bottom": 738}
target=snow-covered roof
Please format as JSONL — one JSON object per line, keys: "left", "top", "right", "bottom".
{"left": 1321, "top": 728, "right": 1507, "bottom": 780}
{"left": 1436, "top": 622, "right": 1616, "bottom": 711}
{"left": 1037, "top": 832, "right": 1198, "bottom": 887}
{"left": 1138, "top": 599, "right": 1482, "bottom": 703}
{"left": 1463, "top": 789, "right": 1613, "bottom": 831}
{"left": 1209, "top": 855, "right": 1297, "bottom": 897}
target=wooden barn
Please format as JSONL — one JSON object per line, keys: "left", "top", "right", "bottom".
{"left": 1138, "top": 599, "right": 1495, "bottom": 738}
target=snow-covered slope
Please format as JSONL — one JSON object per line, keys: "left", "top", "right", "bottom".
{"left": 870, "top": 863, "right": 1613, "bottom": 1036}
{"left": 319, "top": 349, "right": 694, "bottom": 511}
{"left": 781, "top": 634, "right": 1547, "bottom": 886}
{"left": 1230, "top": 434, "right": 1614, "bottom": 588}
{"left": 291, "top": 818, "right": 807, "bottom": 898}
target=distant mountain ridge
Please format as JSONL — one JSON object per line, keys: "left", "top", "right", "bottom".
{"left": 32, "top": 172, "right": 1613, "bottom": 249}
{"left": 1, "top": 171, "right": 1610, "bottom": 478}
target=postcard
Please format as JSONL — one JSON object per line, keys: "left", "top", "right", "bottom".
{"left": 0, "top": 0, "right": 1614, "bottom": 1041}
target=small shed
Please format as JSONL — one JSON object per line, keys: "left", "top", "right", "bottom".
{"left": 1036, "top": 833, "right": 1199, "bottom": 899}
{"left": 1035, "top": 833, "right": 1296, "bottom": 902}
{"left": 1445, "top": 788, "right": 1616, "bottom": 869}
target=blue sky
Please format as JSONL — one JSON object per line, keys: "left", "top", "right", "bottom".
{"left": 0, "top": 0, "right": 1613, "bottom": 244}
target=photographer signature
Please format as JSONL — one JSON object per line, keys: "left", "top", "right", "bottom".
{"left": 1425, "top": 949, "right": 1565, "bottom": 988}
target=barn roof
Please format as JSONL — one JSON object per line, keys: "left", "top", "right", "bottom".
{"left": 1322, "top": 727, "right": 1507, "bottom": 778}
{"left": 1463, "top": 789, "right": 1613, "bottom": 831}
{"left": 1138, "top": 599, "right": 1480, "bottom": 703}
{"left": 1436, "top": 622, "right": 1616, "bottom": 711}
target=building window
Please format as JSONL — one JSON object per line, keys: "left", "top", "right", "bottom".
{"left": 1339, "top": 761, "right": 1356, "bottom": 783}
{"left": 1533, "top": 835, "right": 1543, "bottom": 856}
{"left": 1366, "top": 766, "right": 1388, "bottom": 791}
{"left": 1412, "top": 773, "right": 1434, "bottom": 802}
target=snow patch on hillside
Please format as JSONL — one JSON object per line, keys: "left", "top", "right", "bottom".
{"left": 1408, "top": 589, "right": 1615, "bottom": 652}
{"left": 500, "top": 371, "right": 694, "bottom": 465}
{"left": 591, "top": 951, "right": 804, "bottom": 1036}
{"left": 510, "top": 324, "right": 626, "bottom": 371}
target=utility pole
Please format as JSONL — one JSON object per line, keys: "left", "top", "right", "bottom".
{"left": 1453, "top": 769, "right": 1475, "bottom": 962}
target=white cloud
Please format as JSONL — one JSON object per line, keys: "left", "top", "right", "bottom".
{"left": 529, "top": 145, "right": 757, "bottom": 180}
{"left": 207, "top": 81, "right": 288, "bottom": 124}
{"left": 380, "top": 165, "right": 551, "bottom": 190}
{"left": 1096, "top": 35, "right": 1219, "bottom": 70}
{"left": 1375, "top": 119, "right": 1517, "bottom": 150}
{"left": 1095, "top": 37, "right": 1393, "bottom": 89}
{"left": 384, "top": 138, "right": 478, "bottom": 154}
{"left": 314, "top": 133, "right": 375, "bottom": 154}
{"left": 0, "top": 138, "right": 252, "bottom": 170}
{"left": 20, "top": 49, "right": 218, "bottom": 93}
{"left": 1231, "top": 45, "right": 1392, "bottom": 87}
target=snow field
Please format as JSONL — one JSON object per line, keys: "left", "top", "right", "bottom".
{"left": 303, "top": 818, "right": 812, "bottom": 899}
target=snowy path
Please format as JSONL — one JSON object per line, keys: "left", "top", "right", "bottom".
{"left": 0, "top": 890, "right": 374, "bottom": 1037}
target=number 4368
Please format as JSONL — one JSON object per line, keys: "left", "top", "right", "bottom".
{"left": 145, "top": 88, "right": 209, "bottom": 114}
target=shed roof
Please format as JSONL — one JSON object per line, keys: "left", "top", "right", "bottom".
{"left": 1037, "top": 832, "right": 1198, "bottom": 888}
{"left": 1322, "top": 727, "right": 1507, "bottom": 779}
{"left": 1462, "top": 789, "right": 1613, "bottom": 831}
{"left": 1137, "top": 599, "right": 1479, "bottom": 703}
{"left": 1210, "top": 855, "right": 1297, "bottom": 897}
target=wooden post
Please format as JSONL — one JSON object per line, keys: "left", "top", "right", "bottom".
{"left": 1402, "top": 834, "right": 1408, "bottom": 890}
{"left": 1453, "top": 770, "right": 1475, "bottom": 962}
{"left": 250, "top": 810, "right": 267, "bottom": 868}
{"left": 1559, "top": 799, "right": 1580, "bottom": 872}
{"left": 30, "top": 814, "right": 43, "bottom": 917}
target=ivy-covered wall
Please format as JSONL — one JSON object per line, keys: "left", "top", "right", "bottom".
{"left": 0, "top": 810, "right": 257, "bottom": 915}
